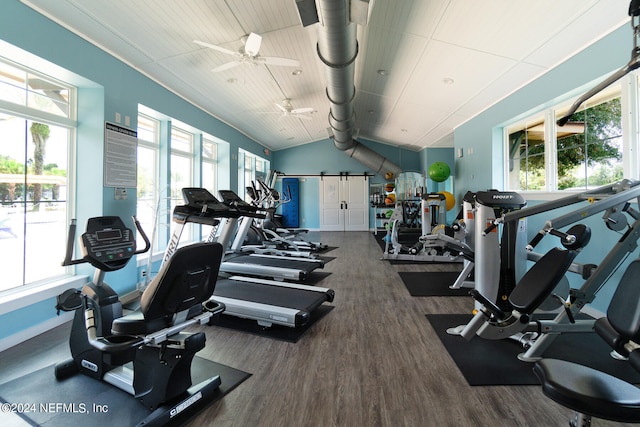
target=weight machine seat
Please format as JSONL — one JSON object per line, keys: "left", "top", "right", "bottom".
{"left": 532, "top": 357, "right": 640, "bottom": 423}
{"left": 508, "top": 247, "right": 578, "bottom": 314}
{"left": 533, "top": 259, "right": 640, "bottom": 424}
{"left": 112, "top": 242, "right": 224, "bottom": 336}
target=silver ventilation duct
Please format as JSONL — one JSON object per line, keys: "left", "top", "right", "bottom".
{"left": 311, "top": 0, "right": 402, "bottom": 177}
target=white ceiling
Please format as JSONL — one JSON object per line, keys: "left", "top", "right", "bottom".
{"left": 20, "top": 0, "right": 631, "bottom": 152}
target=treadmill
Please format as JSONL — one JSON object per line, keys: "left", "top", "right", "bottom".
{"left": 163, "top": 188, "right": 335, "bottom": 328}
{"left": 216, "top": 189, "right": 324, "bottom": 282}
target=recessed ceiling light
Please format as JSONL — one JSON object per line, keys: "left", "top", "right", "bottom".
{"left": 368, "top": 109, "right": 374, "bottom": 114}
{"left": 401, "top": 128, "right": 408, "bottom": 132}
{"left": 292, "top": 69, "right": 302, "bottom": 76}
{"left": 226, "top": 78, "right": 238, "bottom": 84}
{"left": 443, "top": 77, "right": 454, "bottom": 85}
{"left": 377, "top": 69, "right": 389, "bottom": 76}
{"left": 287, "top": 136, "right": 295, "bottom": 140}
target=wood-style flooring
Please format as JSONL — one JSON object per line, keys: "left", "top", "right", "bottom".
{"left": 0, "top": 232, "right": 635, "bottom": 426}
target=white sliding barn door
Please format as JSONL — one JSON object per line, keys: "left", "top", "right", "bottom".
{"left": 320, "top": 176, "right": 368, "bottom": 231}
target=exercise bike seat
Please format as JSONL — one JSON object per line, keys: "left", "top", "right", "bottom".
{"left": 508, "top": 247, "right": 578, "bottom": 314}
{"left": 112, "top": 242, "right": 224, "bottom": 336}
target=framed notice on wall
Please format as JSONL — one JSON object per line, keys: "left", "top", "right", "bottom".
{"left": 104, "top": 122, "right": 138, "bottom": 188}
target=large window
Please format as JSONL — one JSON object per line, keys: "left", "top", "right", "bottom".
{"left": 170, "top": 126, "right": 194, "bottom": 242}
{"left": 555, "top": 97, "right": 623, "bottom": 189}
{"left": 507, "top": 115, "right": 547, "bottom": 190}
{"left": 0, "top": 59, "right": 74, "bottom": 293}
{"left": 506, "top": 84, "right": 623, "bottom": 191}
{"left": 202, "top": 137, "right": 218, "bottom": 194}
{"left": 136, "top": 114, "right": 161, "bottom": 252}
{"left": 238, "top": 148, "right": 269, "bottom": 201}
{"left": 136, "top": 108, "right": 221, "bottom": 254}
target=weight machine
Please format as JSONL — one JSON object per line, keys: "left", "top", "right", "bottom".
{"left": 453, "top": 179, "right": 640, "bottom": 362}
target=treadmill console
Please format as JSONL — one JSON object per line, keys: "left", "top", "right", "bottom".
{"left": 182, "top": 188, "right": 230, "bottom": 213}
{"left": 80, "top": 216, "right": 135, "bottom": 270}
{"left": 218, "top": 189, "right": 259, "bottom": 213}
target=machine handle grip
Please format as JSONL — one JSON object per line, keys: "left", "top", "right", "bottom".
{"left": 548, "top": 228, "right": 576, "bottom": 245}
{"left": 132, "top": 215, "right": 151, "bottom": 255}
{"left": 482, "top": 222, "right": 498, "bottom": 235}
{"left": 528, "top": 231, "right": 545, "bottom": 249}
{"left": 84, "top": 306, "right": 144, "bottom": 353}
{"left": 62, "top": 219, "right": 78, "bottom": 266}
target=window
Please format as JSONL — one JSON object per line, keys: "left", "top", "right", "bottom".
{"left": 506, "top": 84, "right": 623, "bottom": 191}
{"left": 555, "top": 97, "right": 623, "bottom": 189}
{"left": 137, "top": 107, "right": 221, "bottom": 252}
{"left": 136, "top": 114, "right": 161, "bottom": 252}
{"left": 170, "top": 126, "right": 194, "bottom": 241}
{"left": 0, "top": 59, "right": 75, "bottom": 293}
{"left": 202, "top": 137, "right": 218, "bottom": 194}
{"left": 507, "top": 116, "right": 546, "bottom": 190}
{"left": 238, "top": 148, "right": 269, "bottom": 201}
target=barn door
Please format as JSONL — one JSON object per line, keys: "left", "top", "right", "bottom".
{"left": 319, "top": 176, "right": 368, "bottom": 231}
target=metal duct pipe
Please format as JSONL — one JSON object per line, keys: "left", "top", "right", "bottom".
{"left": 315, "top": 0, "right": 402, "bottom": 177}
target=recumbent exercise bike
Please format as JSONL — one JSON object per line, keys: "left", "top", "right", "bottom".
{"left": 54, "top": 216, "right": 225, "bottom": 426}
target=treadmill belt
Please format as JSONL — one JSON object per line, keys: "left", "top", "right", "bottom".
{"left": 214, "top": 279, "right": 328, "bottom": 312}
{"left": 226, "top": 255, "right": 322, "bottom": 272}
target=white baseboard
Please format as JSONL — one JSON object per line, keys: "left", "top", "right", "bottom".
{"left": 0, "top": 311, "right": 73, "bottom": 353}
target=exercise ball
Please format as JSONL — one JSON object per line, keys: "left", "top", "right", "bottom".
{"left": 428, "top": 162, "right": 450, "bottom": 182}
{"left": 438, "top": 191, "right": 455, "bottom": 211}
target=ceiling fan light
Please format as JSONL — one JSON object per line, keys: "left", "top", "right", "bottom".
{"left": 292, "top": 69, "right": 302, "bottom": 76}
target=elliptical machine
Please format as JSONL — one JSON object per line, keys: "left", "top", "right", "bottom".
{"left": 54, "top": 216, "right": 225, "bottom": 426}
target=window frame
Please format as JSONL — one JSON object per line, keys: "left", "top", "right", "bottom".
{"left": 503, "top": 74, "right": 634, "bottom": 194}
{"left": 0, "top": 56, "right": 77, "bottom": 296}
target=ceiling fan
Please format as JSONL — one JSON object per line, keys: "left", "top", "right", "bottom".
{"left": 266, "top": 99, "right": 314, "bottom": 121}
{"left": 194, "top": 32, "right": 300, "bottom": 73}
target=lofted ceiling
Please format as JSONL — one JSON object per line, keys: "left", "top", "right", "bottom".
{"left": 20, "top": 0, "right": 631, "bottom": 152}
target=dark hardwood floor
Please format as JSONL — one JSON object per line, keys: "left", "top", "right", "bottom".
{"left": 0, "top": 231, "right": 634, "bottom": 426}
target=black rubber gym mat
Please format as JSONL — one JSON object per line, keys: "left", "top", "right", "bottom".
{"left": 211, "top": 304, "right": 334, "bottom": 343}
{"left": 427, "top": 313, "right": 640, "bottom": 386}
{"left": 399, "top": 271, "right": 469, "bottom": 296}
{"left": 0, "top": 357, "right": 250, "bottom": 426}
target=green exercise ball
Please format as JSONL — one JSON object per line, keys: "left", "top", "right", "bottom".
{"left": 428, "top": 162, "right": 451, "bottom": 182}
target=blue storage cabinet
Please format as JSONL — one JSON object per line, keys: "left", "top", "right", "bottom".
{"left": 281, "top": 177, "right": 300, "bottom": 228}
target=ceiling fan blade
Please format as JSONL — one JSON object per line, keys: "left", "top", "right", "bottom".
{"left": 193, "top": 40, "right": 239, "bottom": 57}
{"left": 291, "top": 107, "right": 314, "bottom": 114}
{"left": 212, "top": 61, "right": 242, "bottom": 72}
{"left": 259, "top": 56, "right": 300, "bottom": 67}
{"left": 244, "top": 32, "right": 262, "bottom": 57}
{"left": 274, "top": 103, "right": 288, "bottom": 113}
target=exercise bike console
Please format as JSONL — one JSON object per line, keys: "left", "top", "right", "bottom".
{"left": 62, "top": 216, "right": 150, "bottom": 272}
